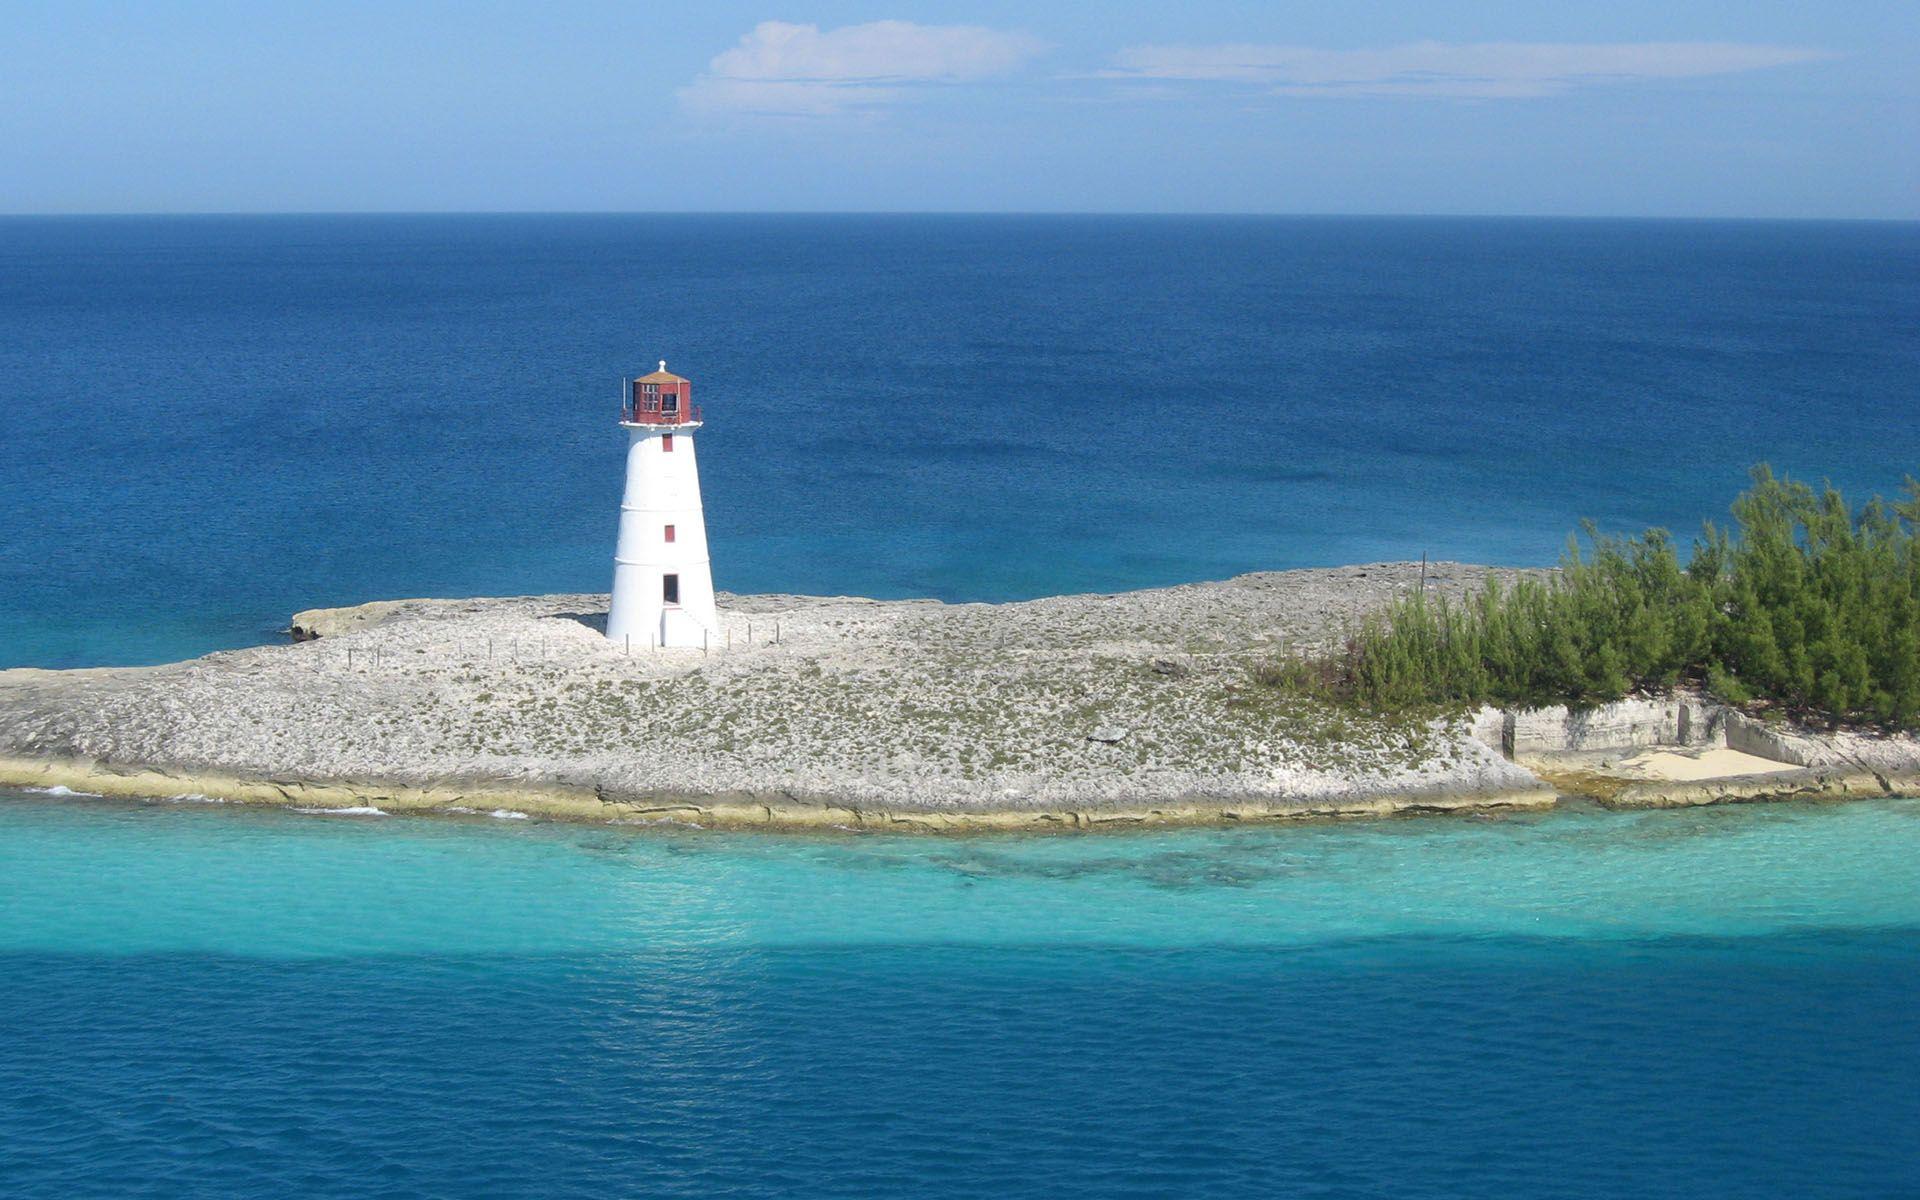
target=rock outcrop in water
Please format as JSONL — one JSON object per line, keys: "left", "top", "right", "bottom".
{"left": 2, "top": 563, "right": 1914, "bottom": 830}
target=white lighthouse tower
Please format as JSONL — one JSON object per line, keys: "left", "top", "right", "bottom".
{"left": 606, "top": 361, "right": 719, "bottom": 649}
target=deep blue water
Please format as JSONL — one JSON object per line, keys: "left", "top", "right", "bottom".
{"left": 3, "top": 792, "right": 1919, "bottom": 1199}
{"left": 1, "top": 215, "right": 1916, "bottom": 667}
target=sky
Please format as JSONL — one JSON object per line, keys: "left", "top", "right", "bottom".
{"left": 2, "top": 1, "right": 1915, "bottom": 216}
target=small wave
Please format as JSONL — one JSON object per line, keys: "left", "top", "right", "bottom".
{"left": 163, "top": 793, "right": 225, "bottom": 805}
{"left": 447, "top": 806, "right": 532, "bottom": 820}
{"left": 292, "top": 805, "right": 388, "bottom": 816}
{"left": 26, "top": 785, "right": 103, "bottom": 798}
{"left": 612, "top": 815, "right": 707, "bottom": 829}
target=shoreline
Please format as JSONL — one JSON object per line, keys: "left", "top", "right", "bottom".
{"left": 0, "top": 754, "right": 1564, "bottom": 831}
{"left": 5, "top": 753, "right": 1912, "bottom": 834}
{"left": 4, "top": 565, "right": 1916, "bottom": 834}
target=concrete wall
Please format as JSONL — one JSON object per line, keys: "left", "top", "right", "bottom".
{"left": 1468, "top": 706, "right": 1507, "bottom": 753}
{"left": 1722, "top": 711, "right": 1835, "bottom": 767}
{"left": 1486, "top": 695, "right": 1907, "bottom": 774}
{"left": 1502, "top": 695, "right": 1722, "bottom": 757}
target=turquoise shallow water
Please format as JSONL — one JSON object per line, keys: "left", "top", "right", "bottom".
{"left": 7, "top": 791, "right": 1920, "bottom": 958}
{"left": 4, "top": 790, "right": 1918, "bottom": 1197}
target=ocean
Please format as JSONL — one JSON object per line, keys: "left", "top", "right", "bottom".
{"left": 1, "top": 215, "right": 1915, "bottom": 667}
{"left": 2, "top": 216, "right": 1918, "bottom": 1197}
{"left": 2, "top": 792, "right": 1918, "bottom": 1198}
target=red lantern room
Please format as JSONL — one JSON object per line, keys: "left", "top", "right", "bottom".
{"left": 623, "top": 361, "right": 702, "bottom": 426}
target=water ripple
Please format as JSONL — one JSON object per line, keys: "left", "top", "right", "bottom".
{"left": 2, "top": 793, "right": 1918, "bottom": 1196}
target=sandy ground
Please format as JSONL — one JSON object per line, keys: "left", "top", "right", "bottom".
{"left": 1613, "top": 746, "right": 1802, "bottom": 781}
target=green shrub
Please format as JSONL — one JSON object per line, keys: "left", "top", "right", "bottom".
{"left": 1703, "top": 664, "right": 1753, "bottom": 706}
{"left": 1257, "top": 467, "right": 1920, "bottom": 729}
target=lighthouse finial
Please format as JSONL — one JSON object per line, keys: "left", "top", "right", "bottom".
{"left": 659, "top": 360, "right": 667, "bottom": 373}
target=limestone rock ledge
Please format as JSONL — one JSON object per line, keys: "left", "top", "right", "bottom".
{"left": 1, "top": 566, "right": 1555, "bottom": 830}
{"left": 1604, "top": 767, "right": 1920, "bottom": 810}
{"left": 0, "top": 755, "right": 1558, "bottom": 831}
{"left": 4, "top": 565, "right": 1912, "bottom": 832}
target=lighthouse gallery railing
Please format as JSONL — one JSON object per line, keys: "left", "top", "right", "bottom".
{"left": 622, "top": 398, "right": 703, "bottom": 425}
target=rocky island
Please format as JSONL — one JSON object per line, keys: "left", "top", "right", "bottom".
{"left": 2, "top": 563, "right": 1915, "bottom": 830}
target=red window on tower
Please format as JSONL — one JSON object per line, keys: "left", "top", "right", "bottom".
{"left": 664, "top": 524, "right": 676, "bottom": 543}
{"left": 662, "top": 434, "right": 674, "bottom": 452}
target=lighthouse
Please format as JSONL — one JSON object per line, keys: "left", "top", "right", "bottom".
{"left": 606, "top": 361, "right": 719, "bottom": 649}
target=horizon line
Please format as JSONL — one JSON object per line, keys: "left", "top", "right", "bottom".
{"left": 2, "top": 209, "right": 1916, "bottom": 223}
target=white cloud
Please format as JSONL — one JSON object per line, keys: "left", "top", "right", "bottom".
{"left": 1103, "top": 41, "right": 1833, "bottom": 100}
{"left": 682, "top": 20, "right": 1044, "bottom": 116}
